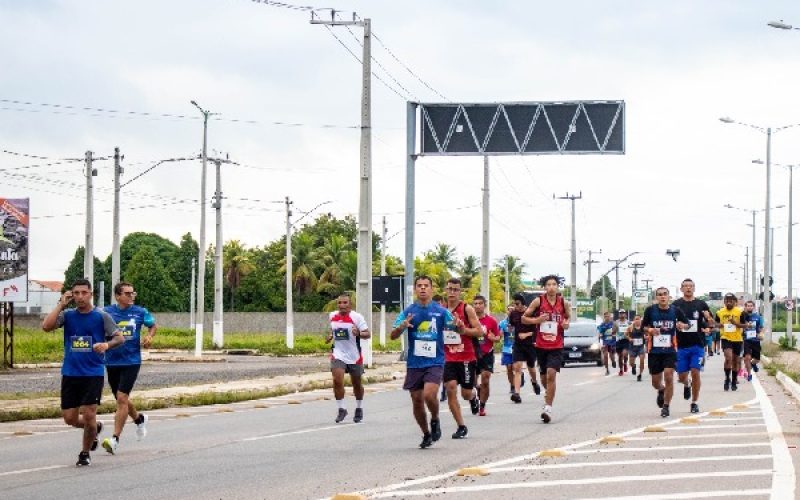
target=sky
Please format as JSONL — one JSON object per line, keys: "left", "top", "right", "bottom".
{"left": 1, "top": 0, "right": 799, "bottom": 299}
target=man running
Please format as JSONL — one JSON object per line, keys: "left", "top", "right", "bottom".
{"left": 498, "top": 305, "right": 516, "bottom": 394}
{"left": 598, "top": 311, "right": 615, "bottom": 376}
{"left": 613, "top": 310, "right": 631, "bottom": 376}
{"left": 42, "top": 279, "right": 124, "bottom": 466}
{"left": 672, "top": 278, "right": 713, "bottom": 414}
{"left": 642, "top": 286, "right": 689, "bottom": 418}
{"left": 443, "top": 278, "right": 482, "bottom": 439}
{"left": 522, "top": 275, "right": 570, "bottom": 424}
{"left": 715, "top": 293, "right": 746, "bottom": 391}
{"left": 102, "top": 282, "right": 157, "bottom": 454}
{"left": 391, "top": 275, "right": 457, "bottom": 449}
{"left": 509, "top": 293, "right": 540, "bottom": 403}
{"left": 433, "top": 294, "right": 448, "bottom": 402}
{"left": 325, "top": 293, "right": 370, "bottom": 423}
{"left": 626, "top": 314, "right": 646, "bottom": 381}
{"left": 473, "top": 295, "right": 501, "bottom": 416}
{"left": 742, "top": 300, "right": 764, "bottom": 382}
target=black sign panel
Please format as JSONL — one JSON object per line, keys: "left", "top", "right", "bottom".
{"left": 372, "top": 276, "right": 404, "bottom": 306}
{"left": 420, "top": 101, "right": 625, "bottom": 156}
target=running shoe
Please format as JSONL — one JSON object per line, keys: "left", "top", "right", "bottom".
{"left": 731, "top": 380, "right": 738, "bottom": 391}
{"left": 451, "top": 425, "right": 468, "bottom": 439}
{"left": 430, "top": 418, "right": 442, "bottom": 441}
{"left": 335, "top": 408, "right": 348, "bottom": 423}
{"left": 510, "top": 392, "right": 522, "bottom": 404}
{"left": 91, "top": 421, "right": 103, "bottom": 451}
{"left": 747, "top": 373, "right": 753, "bottom": 382}
{"left": 439, "top": 388, "right": 447, "bottom": 402}
{"left": 660, "top": 405, "right": 670, "bottom": 418}
{"left": 135, "top": 414, "right": 148, "bottom": 441}
{"left": 637, "top": 374, "right": 642, "bottom": 382}
{"left": 632, "top": 364, "right": 637, "bottom": 376}
{"left": 612, "top": 360, "right": 617, "bottom": 369}
{"left": 353, "top": 408, "right": 364, "bottom": 423}
{"left": 76, "top": 451, "right": 91, "bottom": 467}
{"left": 683, "top": 384, "right": 691, "bottom": 400}
{"left": 709, "top": 352, "right": 714, "bottom": 357}
{"left": 618, "top": 370, "right": 623, "bottom": 376}
{"left": 690, "top": 402, "right": 699, "bottom": 414}
{"left": 656, "top": 389, "right": 665, "bottom": 408}
{"left": 724, "top": 379, "right": 730, "bottom": 391}
{"left": 101, "top": 436, "right": 118, "bottom": 455}
{"left": 469, "top": 397, "right": 480, "bottom": 415}
{"left": 419, "top": 433, "right": 433, "bottom": 449}
{"left": 605, "top": 369, "right": 610, "bottom": 376}
{"left": 479, "top": 404, "right": 486, "bottom": 417}
{"left": 532, "top": 382, "right": 541, "bottom": 396}
{"left": 541, "top": 405, "right": 552, "bottom": 424}
{"left": 752, "top": 362, "right": 759, "bottom": 373}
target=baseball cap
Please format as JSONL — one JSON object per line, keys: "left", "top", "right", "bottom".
{"left": 724, "top": 293, "right": 737, "bottom": 299}
{"left": 618, "top": 309, "right": 627, "bottom": 313}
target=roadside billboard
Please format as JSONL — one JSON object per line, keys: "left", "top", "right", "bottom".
{"left": 0, "top": 198, "right": 29, "bottom": 302}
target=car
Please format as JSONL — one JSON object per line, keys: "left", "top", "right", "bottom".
{"left": 562, "top": 321, "right": 602, "bottom": 367}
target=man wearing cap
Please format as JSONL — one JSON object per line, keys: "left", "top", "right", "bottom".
{"left": 612, "top": 310, "right": 631, "bottom": 376}
{"left": 714, "top": 293, "right": 747, "bottom": 391}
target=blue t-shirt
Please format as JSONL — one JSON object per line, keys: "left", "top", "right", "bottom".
{"left": 55, "top": 307, "right": 119, "bottom": 377}
{"left": 598, "top": 321, "right": 614, "bottom": 342}
{"left": 393, "top": 301, "right": 453, "bottom": 369}
{"left": 743, "top": 312, "right": 763, "bottom": 344}
{"left": 104, "top": 304, "right": 156, "bottom": 366}
{"left": 499, "top": 318, "right": 513, "bottom": 354}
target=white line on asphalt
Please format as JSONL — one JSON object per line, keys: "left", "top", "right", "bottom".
{"left": 697, "top": 416, "right": 764, "bottom": 421}
{"left": 571, "top": 442, "right": 770, "bottom": 454}
{"left": 239, "top": 424, "right": 353, "bottom": 442}
{"left": 567, "top": 489, "right": 771, "bottom": 500}
{"left": 0, "top": 465, "right": 66, "bottom": 477}
{"left": 622, "top": 431, "right": 768, "bottom": 441}
{"left": 659, "top": 423, "right": 766, "bottom": 431}
{"left": 752, "top": 373, "right": 796, "bottom": 499}
{"left": 369, "top": 470, "right": 773, "bottom": 497}
{"left": 573, "top": 380, "right": 596, "bottom": 386}
{"left": 486, "top": 454, "right": 772, "bottom": 473}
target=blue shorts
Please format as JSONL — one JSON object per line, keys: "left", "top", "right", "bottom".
{"left": 501, "top": 352, "right": 513, "bottom": 366}
{"left": 676, "top": 345, "right": 705, "bottom": 373}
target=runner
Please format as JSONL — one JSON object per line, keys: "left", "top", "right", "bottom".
{"left": 390, "top": 275, "right": 456, "bottom": 449}
{"left": 672, "top": 278, "right": 713, "bottom": 414}
{"left": 443, "top": 278, "right": 482, "bottom": 438}
{"left": 498, "top": 305, "right": 516, "bottom": 394}
{"left": 597, "top": 311, "right": 615, "bottom": 376}
{"left": 41, "top": 279, "right": 124, "bottom": 466}
{"left": 712, "top": 324, "right": 721, "bottom": 355}
{"left": 705, "top": 326, "right": 715, "bottom": 357}
{"left": 508, "top": 293, "right": 540, "bottom": 403}
{"left": 742, "top": 300, "right": 764, "bottom": 382}
{"left": 101, "top": 282, "right": 158, "bottom": 455}
{"left": 642, "top": 286, "right": 689, "bottom": 418}
{"left": 626, "top": 314, "right": 646, "bottom": 381}
{"left": 613, "top": 310, "right": 630, "bottom": 376}
{"left": 473, "top": 295, "right": 501, "bottom": 416}
{"left": 715, "top": 293, "right": 746, "bottom": 392}
{"left": 434, "top": 294, "right": 449, "bottom": 402}
{"left": 522, "top": 275, "right": 570, "bottom": 424}
{"left": 325, "top": 293, "right": 370, "bottom": 423}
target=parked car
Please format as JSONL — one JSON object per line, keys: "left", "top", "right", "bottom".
{"left": 562, "top": 321, "right": 602, "bottom": 367}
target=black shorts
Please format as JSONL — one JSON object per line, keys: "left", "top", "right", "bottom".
{"left": 536, "top": 349, "right": 562, "bottom": 374}
{"left": 744, "top": 341, "right": 761, "bottom": 360}
{"left": 648, "top": 352, "right": 677, "bottom": 375}
{"left": 476, "top": 352, "right": 495, "bottom": 373}
{"left": 512, "top": 342, "right": 537, "bottom": 366}
{"left": 106, "top": 364, "right": 141, "bottom": 397}
{"left": 403, "top": 366, "right": 444, "bottom": 391}
{"left": 61, "top": 376, "right": 104, "bottom": 410}
{"left": 615, "top": 339, "right": 630, "bottom": 353}
{"left": 443, "top": 361, "right": 477, "bottom": 389}
{"left": 721, "top": 339, "right": 743, "bottom": 356}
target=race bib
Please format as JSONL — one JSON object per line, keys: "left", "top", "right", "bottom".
{"left": 745, "top": 329, "right": 757, "bottom": 340}
{"left": 723, "top": 323, "right": 736, "bottom": 333}
{"left": 414, "top": 340, "right": 436, "bottom": 358}
{"left": 632, "top": 338, "right": 643, "bottom": 346}
{"left": 540, "top": 321, "right": 558, "bottom": 334}
{"left": 443, "top": 330, "right": 461, "bottom": 345}
{"left": 70, "top": 335, "right": 93, "bottom": 352}
{"left": 652, "top": 333, "right": 672, "bottom": 348}
{"left": 686, "top": 320, "right": 698, "bottom": 333}
{"left": 333, "top": 327, "right": 350, "bottom": 341}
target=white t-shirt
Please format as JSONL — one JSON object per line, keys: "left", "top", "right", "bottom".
{"left": 329, "top": 311, "right": 369, "bottom": 364}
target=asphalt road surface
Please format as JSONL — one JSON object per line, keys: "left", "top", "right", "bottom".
{"left": 1, "top": 354, "right": 796, "bottom": 499}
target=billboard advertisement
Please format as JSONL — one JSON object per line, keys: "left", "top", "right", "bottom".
{"left": 0, "top": 198, "right": 29, "bottom": 302}
{"left": 575, "top": 298, "right": 596, "bottom": 320}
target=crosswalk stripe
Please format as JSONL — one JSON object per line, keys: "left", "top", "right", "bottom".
{"left": 486, "top": 454, "right": 772, "bottom": 473}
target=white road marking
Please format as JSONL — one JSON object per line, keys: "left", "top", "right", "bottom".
{"left": 622, "top": 431, "right": 768, "bottom": 441}
{"left": 570, "top": 442, "right": 770, "bottom": 454}
{"left": 370, "top": 470, "right": 773, "bottom": 497}
{"left": 659, "top": 423, "right": 766, "bottom": 431}
{"left": 487, "top": 454, "right": 772, "bottom": 473}
{"left": 239, "top": 424, "right": 353, "bottom": 442}
{"left": 696, "top": 416, "right": 764, "bottom": 421}
{"left": 752, "top": 373, "right": 796, "bottom": 499}
{"left": 573, "top": 380, "right": 596, "bottom": 386}
{"left": 568, "top": 489, "right": 771, "bottom": 500}
{"left": 0, "top": 465, "right": 66, "bottom": 477}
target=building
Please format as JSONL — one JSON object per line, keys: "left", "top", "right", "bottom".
{"left": 13, "top": 280, "right": 62, "bottom": 314}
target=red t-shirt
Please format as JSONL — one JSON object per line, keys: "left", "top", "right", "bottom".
{"left": 478, "top": 315, "right": 500, "bottom": 355}
{"left": 534, "top": 294, "right": 566, "bottom": 350}
{"left": 445, "top": 302, "right": 478, "bottom": 362}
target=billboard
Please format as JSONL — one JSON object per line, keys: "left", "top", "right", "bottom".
{"left": 575, "top": 298, "right": 596, "bottom": 320}
{"left": 0, "top": 198, "right": 29, "bottom": 302}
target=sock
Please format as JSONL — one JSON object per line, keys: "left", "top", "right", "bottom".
{"left": 356, "top": 399, "right": 363, "bottom": 409}
{"left": 724, "top": 369, "right": 731, "bottom": 381}
{"left": 336, "top": 399, "right": 345, "bottom": 409}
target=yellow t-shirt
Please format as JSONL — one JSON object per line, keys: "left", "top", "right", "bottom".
{"left": 715, "top": 306, "right": 743, "bottom": 342}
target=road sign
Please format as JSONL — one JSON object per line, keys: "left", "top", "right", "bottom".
{"left": 575, "top": 298, "right": 596, "bottom": 320}
{"left": 786, "top": 299, "right": 795, "bottom": 311}
{"left": 0, "top": 198, "right": 29, "bottom": 303}
{"left": 632, "top": 289, "right": 650, "bottom": 305}
{"left": 372, "top": 275, "right": 404, "bottom": 306}
{"left": 759, "top": 291, "right": 776, "bottom": 301}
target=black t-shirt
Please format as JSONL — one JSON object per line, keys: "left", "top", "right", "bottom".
{"left": 508, "top": 310, "right": 535, "bottom": 346}
{"left": 672, "top": 298, "right": 711, "bottom": 348}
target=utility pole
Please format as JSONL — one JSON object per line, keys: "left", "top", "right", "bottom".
{"left": 629, "top": 263, "right": 645, "bottom": 291}
{"left": 83, "top": 151, "right": 96, "bottom": 286}
{"left": 481, "top": 156, "right": 490, "bottom": 308}
{"left": 504, "top": 256, "right": 511, "bottom": 307}
{"left": 608, "top": 258, "right": 624, "bottom": 310}
{"left": 786, "top": 165, "right": 796, "bottom": 346}
{"left": 212, "top": 159, "right": 224, "bottom": 349}
{"left": 311, "top": 12, "right": 373, "bottom": 364}
{"left": 285, "top": 196, "right": 294, "bottom": 349}
{"left": 556, "top": 192, "right": 582, "bottom": 317}
{"left": 584, "top": 249, "right": 601, "bottom": 292}
{"left": 190, "top": 257, "right": 196, "bottom": 330}
{"left": 764, "top": 128, "right": 774, "bottom": 342}
{"left": 380, "top": 216, "right": 387, "bottom": 347}
{"left": 111, "top": 147, "right": 122, "bottom": 304}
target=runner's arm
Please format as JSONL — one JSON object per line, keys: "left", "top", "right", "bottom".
{"left": 562, "top": 301, "right": 571, "bottom": 329}
{"left": 461, "top": 304, "right": 483, "bottom": 337}
{"left": 42, "top": 292, "right": 70, "bottom": 332}
{"left": 390, "top": 310, "right": 412, "bottom": 340}
{"left": 355, "top": 314, "right": 371, "bottom": 339}
{"left": 520, "top": 298, "right": 543, "bottom": 325}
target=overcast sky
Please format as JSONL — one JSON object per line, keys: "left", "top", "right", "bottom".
{"left": 2, "top": 0, "right": 799, "bottom": 298}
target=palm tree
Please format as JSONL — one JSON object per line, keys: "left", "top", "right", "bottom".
{"left": 279, "top": 232, "right": 320, "bottom": 296}
{"left": 316, "top": 234, "right": 355, "bottom": 296}
{"left": 494, "top": 255, "right": 526, "bottom": 296}
{"left": 457, "top": 255, "right": 480, "bottom": 289}
{"left": 223, "top": 240, "right": 255, "bottom": 312}
{"left": 425, "top": 243, "right": 458, "bottom": 272}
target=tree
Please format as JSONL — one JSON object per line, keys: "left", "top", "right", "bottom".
{"left": 591, "top": 275, "right": 616, "bottom": 303}
{"left": 372, "top": 254, "right": 405, "bottom": 277}
{"left": 124, "top": 246, "right": 181, "bottom": 311}
{"left": 169, "top": 233, "right": 199, "bottom": 311}
{"left": 223, "top": 240, "right": 255, "bottom": 312}
{"left": 457, "top": 255, "right": 480, "bottom": 289}
{"left": 316, "top": 234, "right": 354, "bottom": 296}
{"left": 280, "top": 232, "right": 320, "bottom": 296}
{"left": 494, "top": 255, "right": 526, "bottom": 297}
{"left": 424, "top": 243, "right": 458, "bottom": 272}
{"left": 414, "top": 256, "right": 450, "bottom": 292}
{"left": 119, "top": 232, "right": 179, "bottom": 278}
{"left": 63, "top": 246, "right": 110, "bottom": 304}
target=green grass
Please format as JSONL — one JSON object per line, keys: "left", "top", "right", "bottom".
{"left": 10, "top": 327, "right": 404, "bottom": 364}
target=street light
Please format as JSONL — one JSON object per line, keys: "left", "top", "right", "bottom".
{"left": 768, "top": 20, "right": 797, "bottom": 30}
{"left": 719, "top": 117, "right": 800, "bottom": 342}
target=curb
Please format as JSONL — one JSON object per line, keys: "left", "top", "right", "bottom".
{"left": 762, "top": 354, "right": 800, "bottom": 402}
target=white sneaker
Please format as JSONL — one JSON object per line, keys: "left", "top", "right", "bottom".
{"left": 541, "top": 405, "right": 552, "bottom": 424}
{"left": 102, "top": 436, "right": 118, "bottom": 455}
{"left": 136, "top": 414, "right": 148, "bottom": 441}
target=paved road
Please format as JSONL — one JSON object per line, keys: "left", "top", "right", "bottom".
{"left": 1, "top": 354, "right": 796, "bottom": 499}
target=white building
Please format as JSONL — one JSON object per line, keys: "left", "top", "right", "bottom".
{"left": 13, "top": 280, "right": 62, "bottom": 314}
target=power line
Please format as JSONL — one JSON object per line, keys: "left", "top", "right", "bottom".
{"left": 249, "top": 0, "right": 317, "bottom": 11}
{"left": 1, "top": 148, "right": 82, "bottom": 162}
{"left": 371, "top": 31, "right": 449, "bottom": 102}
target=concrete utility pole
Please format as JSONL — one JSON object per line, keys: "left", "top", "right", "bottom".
{"left": 380, "top": 215, "right": 387, "bottom": 348}
{"left": 785, "top": 165, "right": 796, "bottom": 346}
{"left": 190, "top": 257, "right": 196, "bottom": 330}
{"left": 285, "top": 196, "right": 294, "bottom": 349}
{"left": 212, "top": 159, "right": 224, "bottom": 349}
{"left": 111, "top": 147, "right": 122, "bottom": 304}
{"left": 764, "top": 128, "right": 774, "bottom": 342}
{"left": 98, "top": 281, "right": 105, "bottom": 308}
{"left": 556, "top": 192, "right": 582, "bottom": 317}
{"left": 504, "top": 256, "right": 511, "bottom": 307}
{"left": 311, "top": 12, "right": 373, "bottom": 363}
{"left": 608, "top": 258, "right": 624, "bottom": 310}
{"left": 481, "top": 156, "right": 490, "bottom": 307}
{"left": 629, "top": 263, "right": 645, "bottom": 291}
{"left": 584, "top": 249, "right": 601, "bottom": 292}
{"left": 83, "top": 150, "right": 96, "bottom": 286}
{"left": 751, "top": 210, "right": 757, "bottom": 299}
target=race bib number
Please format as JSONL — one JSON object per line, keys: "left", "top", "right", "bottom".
{"left": 443, "top": 330, "right": 461, "bottom": 345}
{"left": 745, "top": 329, "right": 757, "bottom": 340}
{"left": 686, "top": 320, "right": 698, "bottom": 333}
{"left": 333, "top": 327, "right": 350, "bottom": 341}
{"left": 723, "top": 323, "right": 736, "bottom": 333}
{"left": 414, "top": 340, "right": 436, "bottom": 358}
{"left": 652, "top": 333, "right": 672, "bottom": 348}
{"left": 540, "top": 321, "right": 558, "bottom": 335}
{"left": 632, "top": 338, "right": 643, "bottom": 346}
{"left": 120, "top": 319, "right": 136, "bottom": 339}
{"left": 70, "top": 336, "right": 93, "bottom": 352}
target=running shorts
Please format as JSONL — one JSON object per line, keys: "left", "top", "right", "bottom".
{"left": 443, "top": 361, "right": 477, "bottom": 389}
{"left": 676, "top": 345, "right": 705, "bottom": 373}
{"left": 648, "top": 352, "right": 677, "bottom": 375}
{"left": 61, "top": 376, "right": 104, "bottom": 410}
{"left": 536, "top": 348, "right": 562, "bottom": 374}
{"left": 330, "top": 358, "right": 364, "bottom": 377}
{"left": 721, "top": 339, "right": 743, "bottom": 356}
